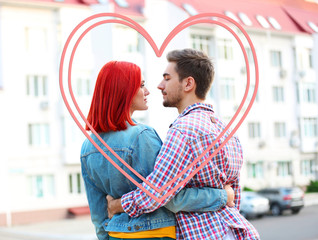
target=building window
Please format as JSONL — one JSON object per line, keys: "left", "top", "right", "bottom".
{"left": 248, "top": 122, "right": 261, "bottom": 139}
{"left": 217, "top": 39, "right": 233, "bottom": 60}
{"left": 270, "top": 50, "right": 282, "bottom": 67}
{"left": 247, "top": 84, "right": 259, "bottom": 102}
{"left": 273, "top": 86, "right": 284, "bottom": 102}
{"left": 28, "top": 175, "right": 55, "bottom": 198}
{"left": 69, "top": 173, "right": 84, "bottom": 194}
{"left": 76, "top": 77, "right": 92, "bottom": 96}
{"left": 28, "top": 123, "right": 50, "bottom": 146}
{"left": 277, "top": 161, "right": 292, "bottom": 177}
{"left": 301, "top": 159, "right": 315, "bottom": 176}
{"left": 302, "top": 118, "right": 318, "bottom": 137}
{"left": 309, "top": 49, "right": 313, "bottom": 69}
{"left": 191, "top": 34, "right": 211, "bottom": 55}
{"left": 274, "top": 122, "right": 286, "bottom": 138}
{"left": 220, "top": 78, "right": 235, "bottom": 100}
{"left": 114, "top": 26, "right": 141, "bottom": 55}
{"left": 27, "top": 75, "right": 48, "bottom": 97}
{"left": 247, "top": 162, "right": 264, "bottom": 179}
{"left": 303, "top": 83, "right": 316, "bottom": 103}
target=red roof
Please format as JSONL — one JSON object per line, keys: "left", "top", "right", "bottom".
{"left": 16, "top": 0, "right": 145, "bottom": 17}
{"left": 7, "top": 0, "right": 318, "bottom": 33}
{"left": 283, "top": 6, "right": 318, "bottom": 33}
{"left": 168, "top": 0, "right": 318, "bottom": 34}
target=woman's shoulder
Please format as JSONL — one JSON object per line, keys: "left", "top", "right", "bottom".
{"left": 128, "top": 122, "right": 159, "bottom": 138}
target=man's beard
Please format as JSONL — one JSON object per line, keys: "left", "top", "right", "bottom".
{"left": 163, "top": 86, "right": 182, "bottom": 108}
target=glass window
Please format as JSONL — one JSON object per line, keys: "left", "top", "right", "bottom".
{"left": 238, "top": 12, "right": 252, "bottom": 26}
{"left": 28, "top": 175, "right": 55, "bottom": 198}
{"left": 28, "top": 123, "right": 50, "bottom": 146}
{"left": 248, "top": 122, "right": 261, "bottom": 139}
{"left": 220, "top": 78, "right": 235, "bottom": 100}
{"left": 273, "top": 86, "right": 284, "bottom": 102}
{"left": 303, "top": 83, "right": 316, "bottom": 103}
{"left": 270, "top": 50, "right": 282, "bottom": 67}
{"left": 217, "top": 39, "right": 233, "bottom": 60}
{"left": 301, "top": 159, "right": 315, "bottom": 176}
{"left": 302, "top": 118, "right": 318, "bottom": 137}
{"left": 76, "top": 77, "right": 92, "bottom": 96}
{"left": 256, "top": 15, "right": 270, "bottom": 28}
{"left": 247, "top": 84, "right": 259, "bottom": 102}
{"left": 191, "top": 34, "right": 211, "bottom": 55}
{"left": 277, "top": 161, "right": 292, "bottom": 177}
{"left": 68, "top": 172, "right": 84, "bottom": 194}
{"left": 274, "top": 122, "right": 286, "bottom": 138}
{"left": 247, "top": 162, "right": 264, "bottom": 179}
{"left": 268, "top": 17, "right": 281, "bottom": 30}
{"left": 26, "top": 75, "right": 48, "bottom": 97}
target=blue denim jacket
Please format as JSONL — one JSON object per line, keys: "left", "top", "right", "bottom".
{"left": 80, "top": 122, "right": 227, "bottom": 240}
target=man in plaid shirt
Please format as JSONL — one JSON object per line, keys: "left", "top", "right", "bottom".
{"left": 108, "top": 49, "right": 260, "bottom": 239}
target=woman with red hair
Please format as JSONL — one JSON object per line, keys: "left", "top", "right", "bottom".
{"left": 80, "top": 61, "right": 232, "bottom": 240}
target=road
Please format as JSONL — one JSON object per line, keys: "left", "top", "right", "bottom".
{"left": 0, "top": 205, "right": 317, "bottom": 240}
{"left": 250, "top": 205, "right": 318, "bottom": 240}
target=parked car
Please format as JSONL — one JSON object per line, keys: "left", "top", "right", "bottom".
{"left": 257, "top": 187, "right": 304, "bottom": 216}
{"left": 240, "top": 191, "right": 270, "bottom": 219}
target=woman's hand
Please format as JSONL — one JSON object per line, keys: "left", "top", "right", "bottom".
{"left": 106, "top": 195, "right": 124, "bottom": 219}
{"left": 224, "top": 184, "right": 235, "bottom": 207}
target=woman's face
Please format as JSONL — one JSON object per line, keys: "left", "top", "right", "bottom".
{"left": 130, "top": 79, "right": 150, "bottom": 114}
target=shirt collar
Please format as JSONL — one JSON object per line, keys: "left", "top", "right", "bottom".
{"left": 169, "top": 103, "right": 214, "bottom": 128}
{"left": 180, "top": 102, "right": 214, "bottom": 117}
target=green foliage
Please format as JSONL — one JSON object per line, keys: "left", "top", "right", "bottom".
{"left": 243, "top": 186, "right": 254, "bottom": 192}
{"left": 306, "top": 180, "right": 318, "bottom": 193}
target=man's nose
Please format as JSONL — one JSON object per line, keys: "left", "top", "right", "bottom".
{"left": 157, "top": 80, "right": 164, "bottom": 90}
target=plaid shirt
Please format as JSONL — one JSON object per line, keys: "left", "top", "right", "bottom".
{"left": 122, "top": 103, "right": 260, "bottom": 240}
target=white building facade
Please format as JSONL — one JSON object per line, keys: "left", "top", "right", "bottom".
{"left": 0, "top": 0, "right": 317, "bottom": 226}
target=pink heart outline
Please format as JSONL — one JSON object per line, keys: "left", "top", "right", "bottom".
{"left": 59, "top": 13, "right": 259, "bottom": 203}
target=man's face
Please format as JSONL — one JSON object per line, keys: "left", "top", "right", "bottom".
{"left": 157, "top": 62, "right": 183, "bottom": 108}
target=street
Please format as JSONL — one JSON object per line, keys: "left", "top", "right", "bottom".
{"left": 250, "top": 205, "right": 318, "bottom": 240}
{"left": 0, "top": 205, "right": 317, "bottom": 240}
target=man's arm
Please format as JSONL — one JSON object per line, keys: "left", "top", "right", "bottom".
{"left": 107, "top": 185, "right": 234, "bottom": 218}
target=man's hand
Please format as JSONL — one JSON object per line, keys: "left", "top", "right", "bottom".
{"left": 224, "top": 184, "right": 235, "bottom": 207}
{"left": 106, "top": 195, "right": 124, "bottom": 219}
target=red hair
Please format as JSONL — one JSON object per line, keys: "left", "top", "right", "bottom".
{"left": 86, "top": 61, "right": 141, "bottom": 132}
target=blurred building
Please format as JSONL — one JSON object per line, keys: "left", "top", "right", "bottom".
{"left": 0, "top": 0, "right": 318, "bottom": 226}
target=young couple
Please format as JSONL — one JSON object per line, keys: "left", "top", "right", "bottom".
{"left": 80, "top": 49, "right": 260, "bottom": 240}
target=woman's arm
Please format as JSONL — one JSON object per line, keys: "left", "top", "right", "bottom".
{"left": 164, "top": 185, "right": 234, "bottom": 213}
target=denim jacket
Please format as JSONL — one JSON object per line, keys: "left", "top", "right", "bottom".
{"left": 80, "top": 122, "right": 227, "bottom": 240}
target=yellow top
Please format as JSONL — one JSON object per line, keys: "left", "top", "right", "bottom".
{"left": 108, "top": 226, "right": 176, "bottom": 239}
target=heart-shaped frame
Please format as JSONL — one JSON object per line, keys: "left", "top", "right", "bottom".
{"left": 59, "top": 13, "right": 259, "bottom": 203}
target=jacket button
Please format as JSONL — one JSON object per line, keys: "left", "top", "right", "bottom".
{"left": 104, "top": 223, "right": 108, "bottom": 226}
{"left": 127, "top": 227, "right": 131, "bottom": 231}
{"left": 134, "top": 226, "right": 140, "bottom": 230}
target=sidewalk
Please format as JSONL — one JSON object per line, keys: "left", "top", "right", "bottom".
{"left": 0, "top": 216, "right": 96, "bottom": 240}
{"left": 0, "top": 193, "right": 317, "bottom": 240}
{"left": 304, "top": 192, "right": 318, "bottom": 206}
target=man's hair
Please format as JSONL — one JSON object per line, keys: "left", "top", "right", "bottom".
{"left": 166, "top": 49, "right": 214, "bottom": 99}
{"left": 86, "top": 61, "right": 141, "bottom": 132}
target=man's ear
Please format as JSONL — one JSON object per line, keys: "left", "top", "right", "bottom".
{"left": 184, "top": 77, "right": 196, "bottom": 92}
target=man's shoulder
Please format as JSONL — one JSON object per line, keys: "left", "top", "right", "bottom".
{"left": 171, "top": 109, "right": 219, "bottom": 139}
